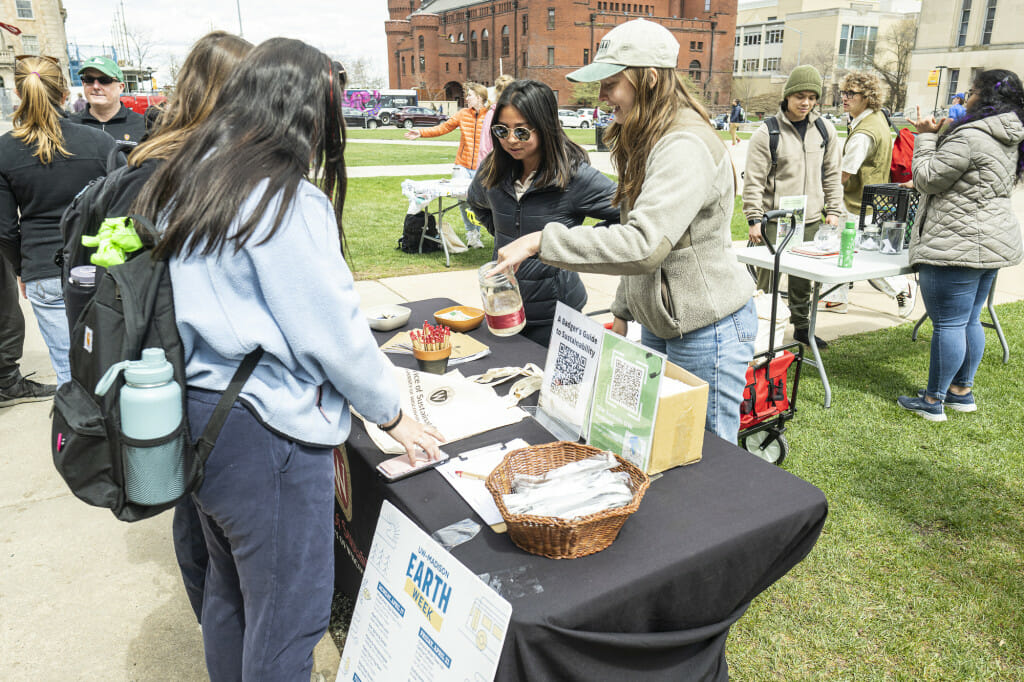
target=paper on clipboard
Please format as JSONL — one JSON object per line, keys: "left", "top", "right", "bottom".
{"left": 437, "top": 439, "right": 528, "bottom": 529}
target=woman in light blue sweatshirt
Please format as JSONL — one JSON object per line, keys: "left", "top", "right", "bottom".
{"left": 134, "top": 39, "right": 443, "bottom": 681}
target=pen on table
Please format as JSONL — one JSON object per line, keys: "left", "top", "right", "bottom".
{"left": 455, "top": 470, "right": 488, "bottom": 481}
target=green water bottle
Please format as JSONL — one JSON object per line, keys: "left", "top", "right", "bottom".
{"left": 838, "top": 220, "right": 857, "bottom": 268}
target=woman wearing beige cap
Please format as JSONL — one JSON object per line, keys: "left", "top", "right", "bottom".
{"left": 490, "top": 19, "right": 755, "bottom": 443}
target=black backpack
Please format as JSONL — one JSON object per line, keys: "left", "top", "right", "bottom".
{"left": 51, "top": 215, "right": 262, "bottom": 522}
{"left": 764, "top": 114, "right": 832, "bottom": 182}
{"left": 397, "top": 211, "right": 443, "bottom": 254}
{"left": 57, "top": 143, "right": 136, "bottom": 329}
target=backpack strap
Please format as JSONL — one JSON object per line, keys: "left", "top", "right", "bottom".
{"left": 194, "top": 347, "right": 265, "bottom": 461}
{"left": 813, "top": 117, "right": 830, "bottom": 182}
{"left": 765, "top": 115, "right": 781, "bottom": 172}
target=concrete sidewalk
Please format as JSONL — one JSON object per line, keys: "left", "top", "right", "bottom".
{"left": 3, "top": 119, "right": 1023, "bottom": 679}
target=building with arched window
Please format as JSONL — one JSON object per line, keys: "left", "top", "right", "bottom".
{"left": 385, "top": 0, "right": 738, "bottom": 107}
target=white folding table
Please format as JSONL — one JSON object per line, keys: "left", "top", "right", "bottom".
{"left": 734, "top": 245, "right": 913, "bottom": 408}
{"left": 400, "top": 178, "right": 471, "bottom": 268}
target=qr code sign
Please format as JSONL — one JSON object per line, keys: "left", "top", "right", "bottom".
{"left": 550, "top": 342, "right": 585, "bottom": 405}
{"left": 608, "top": 356, "right": 644, "bottom": 413}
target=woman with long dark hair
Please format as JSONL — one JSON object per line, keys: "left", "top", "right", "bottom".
{"left": 0, "top": 56, "right": 115, "bottom": 386}
{"left": 468, "top": 79, "right": 618, "bottom": 346}
{"left": 490, "top": 20, "right": 756, "bottom": 443}
{"left": 134, "top": 38, "right": 443, "bottom": 679}
{"left": 897, "top": 69, "right": 1024, "bottom": 421}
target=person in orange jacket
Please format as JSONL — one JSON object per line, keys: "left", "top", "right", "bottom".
{"left": 405, "top": 82, "right": 490, "bottom": 248}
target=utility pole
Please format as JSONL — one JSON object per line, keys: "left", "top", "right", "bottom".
{"left": 933, "top": 65, "right": 946, "bottom": 115}
{"left": 236, "top": 0, "right": 244, "bottom": 37}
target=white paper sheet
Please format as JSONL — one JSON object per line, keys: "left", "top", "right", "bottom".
{"left": 436, "top": 439, "right": 529, "bottom": 526}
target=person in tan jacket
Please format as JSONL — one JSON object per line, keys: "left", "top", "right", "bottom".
{"left": 742, "top": 65, "right": 843, "bottom": 349}
{"left": 405, "top": 82, "right": 490, "bottom": 247}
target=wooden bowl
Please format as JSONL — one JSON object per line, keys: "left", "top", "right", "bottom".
{"left": 433, "top": 305, "right": 485, "bottom": 332}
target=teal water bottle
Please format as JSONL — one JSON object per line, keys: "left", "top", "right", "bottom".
{"left": 838, "top": 220, "right": 857, "bottom": 268}
{"left": 96, "top": 348, "right": 186, "bottom": 504}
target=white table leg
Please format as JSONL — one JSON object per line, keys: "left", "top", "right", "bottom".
{"left": 805, "top": 282, "right": 831, "bottom": 408}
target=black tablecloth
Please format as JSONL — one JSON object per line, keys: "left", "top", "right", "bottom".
{"left": 334, "top": 298, "right": 828, "bottom": 681}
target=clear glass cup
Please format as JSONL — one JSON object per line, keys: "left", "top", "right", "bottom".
{"left": 858, "top": 223, "right": 881, "bottom": 251}
{"left": 880, "top": 221, "right": 906, "bottom": 255}
{"left": 478, "top": 262, "right": 526, "bottom": 336}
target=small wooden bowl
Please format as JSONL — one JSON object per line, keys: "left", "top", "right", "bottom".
{"left": 433, "top": 305, "right": 485, "bottom": 333}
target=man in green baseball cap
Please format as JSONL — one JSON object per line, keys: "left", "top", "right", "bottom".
{"left": 71, "top": 55, "right": 147, "bottom": 143}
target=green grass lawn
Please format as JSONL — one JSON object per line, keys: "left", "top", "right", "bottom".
{"left": 346, "top": 143, "right": 456, "bottom": 167}
{"left": 727, "top": 306, "right": 1024, "bottom": 680}
{"left": 343, "top": 175, "right": 495, "bottom": 280}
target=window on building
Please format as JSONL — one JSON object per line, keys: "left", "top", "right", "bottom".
{"left": 766, "top": 28, "right": 783, "bottom": 44}
{"left": 704, "top": 0, "right": 710, "bottom": 10}
{"left": 459, "top": 62, "right": 462, "bottom": 72}
{"left": 446, "top": 62, "right": 450, "bottom": 72}
{"left": 16, "top": 0, "right": 33, "bottom": 19}
{"left": 523, "top": 50, "right": 528, "bottom": 66}
{"left": 548, "top": 8, "right": 555, "bottom": 30}
{"left": 401, "top": 56, "right": 406, "bottom": 74}
{"left": 584, "top": 48, "right": 590, "bottom": 64}
{"left": 21, "top": 34, "right": 39, "bottom": 54}
{"left": 481, "top": 29, "right": 489, "bottom": 59}
{"left": 548, "top": 46, "right": 555, "bottom": 65}
{"left": 735, "top": 34, "right": 741, "bottom": 46}
{"left": 957, "top": 0, "right": 972, "bottom": 47}
{"left": 689, "top": 41, "right": 704, "bottom": 51}
{"left": 981, "top": 0, "right": 997, "bottom": 45}
{"left": 458, "top": 32, "right": 464, "bottom": 42}
{"left": 733, "top": 60, "right": 739, "bottom": 73}
{"left": 742, "top": 58, "right": 759, "bottom": 72}
{"left": 418, "top": 35, "right": 424, "bottom": 50}
{"left": 688, "top": 60, "right": 702, "bottom": 81}
{"left": 744, "top": 33, "right": 762, "bottom": 46}
{"left": 947, "top": 68, "right": 960, "bottom": 99}
{"left": 502, "top": 25, "right": 510, "bottom": 56}
{"left": 763, "top": 58, "right": 781, "bottom": 72}
{"left": 523, "top": 14, "right": 528, "bottom": 35}
{"left": 419, "top": 56, "right": 425, "bottom": 71}
{"left": 471, "top": 31, "right": 478, "bottom": 59}
{"left": 838, "top": 24, "right": 878, "bottom": 68}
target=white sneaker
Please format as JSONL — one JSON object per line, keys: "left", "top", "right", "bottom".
{"left": 896, "top": 280, "right": 917, "bottom": 318}
{"left": 466, "top": 231, "right": 484, "bottom": 249}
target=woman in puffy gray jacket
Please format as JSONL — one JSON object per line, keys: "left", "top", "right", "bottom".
{"left": 898, "top": 69, "right": 1024, "bottom": 421}
{"left": 468, "top": 80, "right": 619, "bottom": 346}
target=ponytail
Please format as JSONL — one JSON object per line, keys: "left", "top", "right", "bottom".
{"left": 12, "top": 57, "right": 70, "bottom": 164}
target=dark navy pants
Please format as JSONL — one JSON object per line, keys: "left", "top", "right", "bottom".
{"left": 185, "top": 389, "right": 334, "bottom": 681}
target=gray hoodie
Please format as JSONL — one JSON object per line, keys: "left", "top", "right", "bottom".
{"left": 910, "top": 112, "right": 1024, "bottom": 269}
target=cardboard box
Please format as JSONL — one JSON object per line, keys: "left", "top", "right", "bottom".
{"left": 647, "top": 360, "right": 709, "bottom": 474}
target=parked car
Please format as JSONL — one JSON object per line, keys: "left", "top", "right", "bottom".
{"left": 342, "top": 106, "right": 383, "bottom": 129}
{"left": 392, "top": 106, "right": 448, "bottom": 128}
{"left": 119, "top": 93, "right": 167, "bottom": 116}
{"left": 557, "top": 110, "right": 590, "bottom": 128}
{"left": 712, "top": 113, "right": 729, "bottom": 130}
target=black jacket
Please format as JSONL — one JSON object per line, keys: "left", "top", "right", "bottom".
{"left": 468, "top": 162, "right": 618, "bottom": 339}
{"left": 70, "top": 104, "right": 148, "bottom": 143}
{"left": 0, "top": 118, "right": 116, "bottom": 282}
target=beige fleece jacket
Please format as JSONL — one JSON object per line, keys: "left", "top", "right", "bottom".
{"left": 537, "top": 109, "right": 754, "bottom": 338}
{"left": 742, "top": 109, "right": 844, "bottom": 225}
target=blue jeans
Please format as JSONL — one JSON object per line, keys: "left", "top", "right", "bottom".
{"left": 640, "top": 298, "right": 757, "bottom": 444}
{"left": 917, "top": 265, "right": 997, "bottom": 401}
{"left": 452, "top": 165, "right": 480, "bottom": 236}
{"left": 186, "top": 389, "right": 334, "bottom": 681}
{"left": 24, "top": 277, "right": 70, "bottom": 385}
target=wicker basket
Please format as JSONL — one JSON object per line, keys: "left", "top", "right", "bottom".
{"left": 485, "top": 442, "right": 651, "bottom": 559}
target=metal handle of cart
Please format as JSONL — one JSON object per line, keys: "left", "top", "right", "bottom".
{"left": 758, "top": 208, "right": 796, "bottom": 357}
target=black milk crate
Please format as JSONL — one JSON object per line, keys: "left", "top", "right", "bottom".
{"left": 858, "top": 183, "right": 921, "bottom": 244}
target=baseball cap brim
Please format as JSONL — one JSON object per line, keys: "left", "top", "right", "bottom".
{"left": 566, "top": 61, "right": 626, "bottom": 83}
{"left": 78, "top": 58, "right": 122, "bottom": 80}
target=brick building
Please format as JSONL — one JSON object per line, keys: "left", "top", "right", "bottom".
{"left": 386, "top": 0, "right": 739, "bottom": 108}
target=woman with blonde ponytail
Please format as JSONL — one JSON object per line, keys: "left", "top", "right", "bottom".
{"left": 490, "top": 20, "right": 756, "bottom": 443}
{"left": 0, "top": 56, "right": 116, "bottom": 385}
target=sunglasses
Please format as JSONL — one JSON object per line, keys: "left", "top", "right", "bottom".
{"left": 839, "top": 90, "right": 861, "bottom": 99}
{"left": 81, "top": 75, "right": 117, "bottom": 85}
{"left": 492, "top": 124, "right": 535, "bottom": 141}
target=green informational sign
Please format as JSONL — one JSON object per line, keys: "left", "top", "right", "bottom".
{"left": 586, "top": 333, "right": 665, "bottom": 471}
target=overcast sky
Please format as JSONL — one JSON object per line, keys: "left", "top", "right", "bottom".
{"left": 62, "top": 1, "right": 391, "bottom": 85}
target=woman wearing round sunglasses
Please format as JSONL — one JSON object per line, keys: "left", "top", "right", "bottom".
{"left": 468, "top": 79, "right": 618, "bottom": 346}
{"left": 489, "top": 20, "right": 756, "bottom": 443}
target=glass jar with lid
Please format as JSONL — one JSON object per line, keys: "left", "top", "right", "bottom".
{"left": 478, "top": 261, "right": 526, "bottom": 336}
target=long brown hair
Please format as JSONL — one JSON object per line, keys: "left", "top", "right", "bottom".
{"left": 130, "top": 31, "right": 253, "bottom": 165}
{"left": 12, "top": 56, "right": 70, "bottom": 164}
{"left": 603, "top": 67, "right": 711, "bottom": 207}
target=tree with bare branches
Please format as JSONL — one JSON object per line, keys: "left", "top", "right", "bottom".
{"left": 872, "top": 18, "right": 917, "bottom": 113}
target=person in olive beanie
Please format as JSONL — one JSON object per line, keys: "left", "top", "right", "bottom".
{"left": 743, "top": 64, "right": 844, "bottom": 349}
